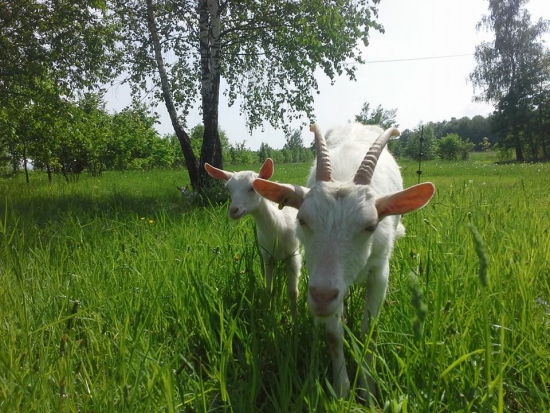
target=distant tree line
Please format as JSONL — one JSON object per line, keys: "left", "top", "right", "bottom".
{"left": 5, "top": 90, "right": 541, "bottom": 186}
{"left": 173, "top": 126, "right": 314, "bottom": 167}
{"left": 355, "top": 102, "right": 496, "bottom": 161}
{"left": 0, "top": 93, "right": 522, "bottom": 186}
{"left": 1, "top": 93, "right": 544, "bottom": 185}
{"left": 390, "top": 115, "right": 497, "bottom": 161}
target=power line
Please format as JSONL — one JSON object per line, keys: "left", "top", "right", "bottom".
{"left": 351, "top": 53, "right": 474, "bottom": 65}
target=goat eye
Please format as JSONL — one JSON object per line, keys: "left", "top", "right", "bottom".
{"left": 298, "top": 218, "right": 307, "bottom": 226}
{"left": 248, "top": 187, "right": 255, "bottom": 193}
{"left": 364, "top": 224, "right": 377, "bottom": 233}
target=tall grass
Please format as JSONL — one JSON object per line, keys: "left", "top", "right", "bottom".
{"left": 1, "top": 158, "right": 549, "bottom": 412}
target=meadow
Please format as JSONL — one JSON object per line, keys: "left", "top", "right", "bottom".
{"left": 1, "top": 154, "right": 549, "bottom": 412}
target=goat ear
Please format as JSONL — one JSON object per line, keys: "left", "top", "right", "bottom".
{"left": 253, "top": 179, "right": 308, "bottom": 210}
{"left": 376, "top": 182, "right": 435, "bottom": 220}
{"left": 259, "top": 158, "right": 274, "bottom": 180}
{"left": 205, "top": 163, "right": 232, "bottom": 181}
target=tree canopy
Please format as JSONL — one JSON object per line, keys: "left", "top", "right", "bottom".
{"left": 111, "top": 0, "right": 385, "bottom": 190}
{"left": 470, "top": 0, "right": 550, "bottom": 161}
{"left": 355, "top": 102, "right": 399, "bottom": 129}
{"left": 0, "top": 0, "right": 118, "bottom": 103}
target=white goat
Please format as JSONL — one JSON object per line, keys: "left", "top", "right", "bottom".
{"left": 253, "top": 123, "right": 435, "bottom": 400}
{"left": 205, "top": 159, "right": 302, "bottom": 316}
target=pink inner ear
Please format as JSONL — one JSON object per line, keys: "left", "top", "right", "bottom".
{"left": 376, "top": 182, "right": 435, "bottom": 219}
{"left": 253, "top": 179, "right": 289, "bottom": 204}
{"left": 205, "top": 163, "right": 232, "bottom": 181}
{"left": 253, "top": 179, "right": 306, "bottom": 210}
{"left": 259, "top": 158, "right": 274, "bottom": 180}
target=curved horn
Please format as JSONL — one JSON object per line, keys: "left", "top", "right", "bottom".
{"left": 311, "top": 124, "right": 332, "bottom": 182}
{"left": 353, "top": 127, "right": 400, "bottom": 185}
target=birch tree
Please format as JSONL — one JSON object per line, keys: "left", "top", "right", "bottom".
{"left": 112, "top": 0, "right": 384, "bottom": 191}
{"left": 469, "top": 0, "right": 549, "bottom": 161}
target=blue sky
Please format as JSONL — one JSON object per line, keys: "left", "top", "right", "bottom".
{"left": 105, "top": 0, "right": 549, "bottom": 150}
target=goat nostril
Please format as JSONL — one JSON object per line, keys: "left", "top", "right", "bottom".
{"left": 309, "top": 286, "right": 339, "bottom": 305}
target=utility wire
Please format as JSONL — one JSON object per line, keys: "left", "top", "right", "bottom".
{"left": 346, "top": 53, "right": 474, "bottom": 65}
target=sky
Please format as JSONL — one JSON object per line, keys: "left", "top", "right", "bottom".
{"left": 105, "top": 0, "right": 549, "bottom": 150}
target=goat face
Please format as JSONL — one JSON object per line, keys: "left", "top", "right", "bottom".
{"left": 205, "top": 159, "right": 274, "bottom": 220}
{"left": 253, "top": 126, "right": 435, "bottom": 318}
{"left": 297, "top": 181, "right": 382, "bottom": 317}
{"left": 225, "top": 171, "right": 263, "bottom": 219}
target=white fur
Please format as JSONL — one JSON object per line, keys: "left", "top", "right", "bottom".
{"left": 205, "top": 161, "right": 302, "bottom": 316}
{"left": 301, "top": 124, "right": 404, "bottom": 398}
{"left": 252, "top": 123, "right": 435, "bottom": 400}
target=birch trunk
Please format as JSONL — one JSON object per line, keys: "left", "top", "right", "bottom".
{"left": 145, "top": 0, "right": 201, "bottom": 188}
{"left": 199, "top": 0, "right": 223, "bottom": 174}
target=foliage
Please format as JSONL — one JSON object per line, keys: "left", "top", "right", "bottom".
{"left": 258, "top": 142, "right": 274, "bottom": 163}
{"left": 282, "top": 129, "right": 315, "bottom": 163}
{"left": 438, "top": 134, "right": 463, "bottom": 160}
{"left": 185, "top": 125, "right": 230, "bottom": 165}
{"left": 495, "top": 143, "right": 515, "bottom": 162}
{"left": 388, "top": 115, "right": 503, "bottom": 161}
{"left": 221, "top": 130, "right": 314, "bottom": 166}
{"left": 228, "top": 141, "right": 259, "bottom": 165}
{"left": 0, "top": 0, "right": 119, "bottom": 105}
{"left": 110, "top": 0, "right": 385, "bottom": 190}
{"left": 459, "top": 139, "right": 476, "bottom": 160}
{"left": 355, "top": 102, "right": 399, "bottom": 129}
{"left": 430, "top": 115, "right": 497, "bottom": 149}
{"left": 470, "top": 0, "right": 550, "bottom": 161}
{"left": 402, "top": 124, "right": 439, "bottom": 161}
{"left": 438, "top": 133, "right": 476, "bottom": 161}
{"left": 0, "top": 93, "right": 175, "bottom": 181}
{"left": 0, "top": 81, "right": 70, "bottom": 182}
{"left": 1, "top": 159, "right": 549, "bottom": 411}
{"left": 283, "top": 129, "right": 304, "bottom": 151}
{"left": 479, "top": 136, "right": 492, "bottom": 151}
{"left": 386, "top": 137, "right": 402, "bottom": 157}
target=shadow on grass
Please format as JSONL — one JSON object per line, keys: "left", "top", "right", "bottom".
{"left": 3, "top": 191, "right": 200, "bottom": 226}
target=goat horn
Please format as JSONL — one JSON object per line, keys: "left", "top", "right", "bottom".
{"left": 311, "top": 124, "right": 332, "bottom": 182}
{"left": 353, "top": 127, "right": 400, "bottom": 185}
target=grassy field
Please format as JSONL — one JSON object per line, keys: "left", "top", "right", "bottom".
{"left": 1, "top": 156, "right": 549, "bottom": 412}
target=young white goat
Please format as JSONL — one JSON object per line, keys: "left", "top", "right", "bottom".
{"left": 205, "top": 159, "right": 302, "bottom": 316}
{"left": 253, "top": 123, "right": 435, "bottom": 399}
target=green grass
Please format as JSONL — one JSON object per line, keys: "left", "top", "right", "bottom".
{"left": 1, "top": 158, "right": 549, "bottom": 412}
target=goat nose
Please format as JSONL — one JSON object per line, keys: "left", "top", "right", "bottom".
{"left": 309, "top": 285, "right": 339, "bottom": 306}
{"left": 229, "top": 206, "right": 239, "bottom": 217}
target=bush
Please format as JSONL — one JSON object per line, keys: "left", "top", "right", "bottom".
{"left": 438, "top": 134, "right": 462, "bottom": 160}
{"left": 404, "top": 126, "right": 438, "bottom": 160}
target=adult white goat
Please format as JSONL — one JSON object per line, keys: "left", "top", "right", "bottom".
{"left": 205, "top": 159, "right": 302, "bottom": 316}
{"left": 253, "top": 123, "right": 435, "bottom": 400}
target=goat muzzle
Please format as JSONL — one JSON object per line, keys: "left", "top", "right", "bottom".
{"left": 308, "top": 285, "right": 340, "bottom": 316}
